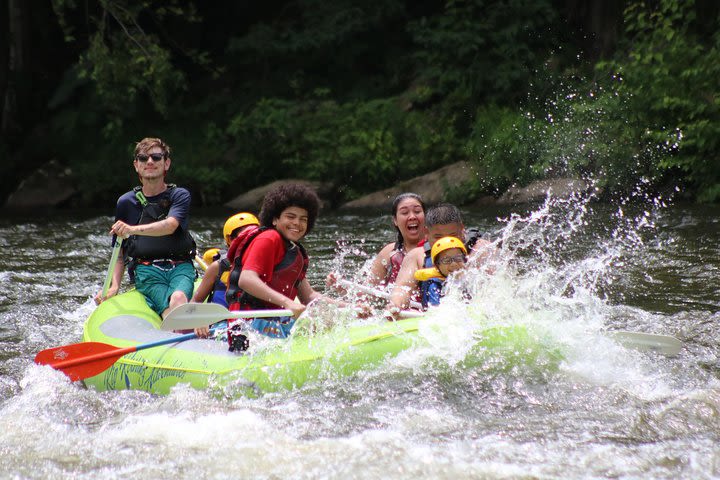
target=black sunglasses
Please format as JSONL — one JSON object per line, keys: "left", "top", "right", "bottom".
{"left": 136, "top": 153, "right": 165, "bottom": 162}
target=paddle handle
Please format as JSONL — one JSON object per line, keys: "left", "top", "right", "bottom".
{"left": 194, "top": 255, "right": 208, "bottom": 271}
{"left": 51, "top": 332, "right": 203, "bottom": 370}
{"left": 101, "top": 237, "right": 123, "bottom": 299}
{"left": 227, "top": 309, "right": 293, "bottom": 319}
{"left": 338, "top": 279, "right": 423, "bottom": 310}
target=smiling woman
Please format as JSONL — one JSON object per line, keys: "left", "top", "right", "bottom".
{"left": 367, "top": 192, "right": 427, "bottom": 286}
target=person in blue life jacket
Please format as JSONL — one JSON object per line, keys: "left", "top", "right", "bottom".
{"left": 414, "top": 236, "right": 468, "bottom": 308}
{"left": 94, "top": 137, "right": 196, "bottom": 320}
{"left": 191, "top": 212, "right": 260, "bottom": 307}
{"left": 386, "top": 203, "right": 495, "bottom": 319}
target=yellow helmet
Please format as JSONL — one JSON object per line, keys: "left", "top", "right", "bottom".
{"left": 202, "top": 248, "right": 221, "bottom": 265}
{"left": 430, "top": 236, "right": 467, "bottom": 264}
{"left": 223, "top": 212, "right": 259, "bottom": 245}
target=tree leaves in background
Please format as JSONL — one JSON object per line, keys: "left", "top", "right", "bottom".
{"left": 51, "top": 0, "right": 202, "bottom": 133}
{"left": 598, "top": 0, "right": 720, "bottom": 201}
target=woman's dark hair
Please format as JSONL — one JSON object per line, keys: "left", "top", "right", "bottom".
{"left": 391, "top": 192, "right": 425, "bottom": 248}
{"left": 259, "top": 183, "right": 321, "bottom": 235}
{"left": 425, "top": 203, "right": 463, "bottom": 227}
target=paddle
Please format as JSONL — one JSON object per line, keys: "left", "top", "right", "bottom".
{"left": 337, "top": 279, "right": 423, "bottom": 310}
{"left": 194, "top": 254, "right": 208, "bottom": 271}
{"left": 336, "top": 280, "right": 682, "bottom": 356}
{"left": 100, "top": 237, "right": 123, "bottom": 300}
{"left": 161, "top": 302, "right": 293, "bottom": 331}
{"left": 34, "top": 329, "right": 214, "bottom": 382}
{"left": 608, "top": 330, "right": 682, "bottom": 356}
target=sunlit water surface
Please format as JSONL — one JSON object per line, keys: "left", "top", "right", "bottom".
{"left": 1, "top": 197, "right": 719, "bottom": 479}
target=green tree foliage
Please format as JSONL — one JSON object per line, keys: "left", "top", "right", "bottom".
{"left": 466, "top": 0, "right": 720, "bottom": 202}
{"left": 408, "top": 0, "right": 558, "bottom": 105}
{"left": 224, "top": 0, "right": 409, "bottom": 101}
{"left": 50, "top": 0, "right": 204, "bottom": 133}
{"left": 4, "top": 0, "right": 720, "bottom": 208}
{"left": 602, "top": 0, "right": 720, "bottom": 201}
{"left": 226, "top": 93, "right": 461, "bottom": 203}
{"left": 467, "top": 86, "right": 664, "bottom": 197}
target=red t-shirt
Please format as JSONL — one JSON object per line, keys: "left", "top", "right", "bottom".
{"left": 241, "top": 229, "right": 306, "bottom": 299}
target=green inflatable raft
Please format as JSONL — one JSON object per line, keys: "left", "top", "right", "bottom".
{"left": 82, "top": 287, "right": 557, "bottom": 397}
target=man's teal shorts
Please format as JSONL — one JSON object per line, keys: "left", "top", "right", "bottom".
{"left": 134, "top": 262, "right": 195, "bottom": 315}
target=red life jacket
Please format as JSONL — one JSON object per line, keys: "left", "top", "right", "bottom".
{"left": 225, "top": 226, "right": 309, "bottom": 310}
{"left": 385, "top": 238, "right": 428, "bottom": 288}
{"left": 384, "top": 241, "right": 405, "bottom": 286}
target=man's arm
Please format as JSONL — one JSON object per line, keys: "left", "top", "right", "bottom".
{"left": 111, "top": 217, "right": 179, "bottom": 237}
{"left": 167, "top": 187, "right": 191, "bottom": 231}
{"left": 111, "top": 187, "right": 188, "bottom": 238}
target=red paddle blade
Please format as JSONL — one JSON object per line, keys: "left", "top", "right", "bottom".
{"left": 34, "top": 341, "right": 135, "bottom": 382}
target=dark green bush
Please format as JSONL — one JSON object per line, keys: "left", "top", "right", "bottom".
{"left": 598, "top": 0, "right": 720, "bottom": 201}
{"left": 226, "top": 94, "right": 463, "bottom": 204}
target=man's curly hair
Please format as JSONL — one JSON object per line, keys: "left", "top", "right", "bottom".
{"left": 259, "top": 183, "right": 321, "bottom": 235}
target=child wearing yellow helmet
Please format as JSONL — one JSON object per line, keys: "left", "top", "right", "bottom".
{"left": 414, "top": 236, "right": 468, "bottom": 281}
{"left": 223, "top": 212, "right": 260, "bottom": 246}
{"left": 191, "top": 212, "right": 259, "bottom": 308}
{"left": 202, "top": 247, "right": 222, "bottom": 266}
{"left": 412, "top": 236, "right": 468, "bottom": 308}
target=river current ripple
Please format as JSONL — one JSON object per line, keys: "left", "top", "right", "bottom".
{"left": 0, "top": 200, "right": 718, "bottom": 479}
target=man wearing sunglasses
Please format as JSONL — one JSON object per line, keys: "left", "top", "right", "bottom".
{"left": 95, "top": 137, "right": 196, "bottom": 321}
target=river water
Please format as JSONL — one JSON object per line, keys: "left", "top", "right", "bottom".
{"left": 0, "top": 195, "right": 719, "bottom": 479}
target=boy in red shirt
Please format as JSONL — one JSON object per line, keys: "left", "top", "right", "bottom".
{"left": 224, "top": 183, "right": 324, "bottom": 339}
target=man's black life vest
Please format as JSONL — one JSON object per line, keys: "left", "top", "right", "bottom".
{"left": 124, "top": 185, "right": 196, "bottom": 261}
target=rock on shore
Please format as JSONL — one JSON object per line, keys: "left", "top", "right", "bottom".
{"left": 4, "top": 160, "right": 76, "bottom": 209}
{"left": 496, "top": 178, "right": 593, "bottom": 205}
{"left": 224, "top": 179, "right": 332, "bottom": 211}
{"left": 338, "top": 161, "right": 477, "bottom": 210}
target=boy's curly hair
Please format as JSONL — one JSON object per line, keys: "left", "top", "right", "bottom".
{"left": 259, "top": 183, "right": 321, "bottom": 235}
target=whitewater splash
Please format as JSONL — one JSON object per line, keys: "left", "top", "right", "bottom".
{"left": 327, "top": 188, "right": 680, "bottom": 398}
